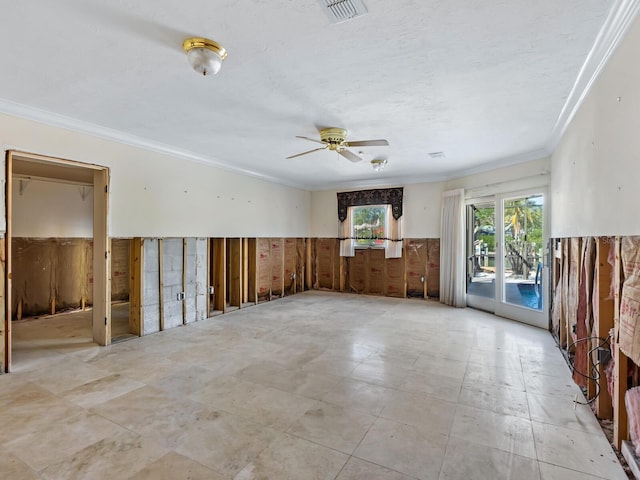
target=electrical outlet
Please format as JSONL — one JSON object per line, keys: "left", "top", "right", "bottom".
{"left": 597, "top": 347, "right": 612, "bottom": 364}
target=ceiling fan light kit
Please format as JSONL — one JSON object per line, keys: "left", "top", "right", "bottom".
{"left": 371, "top": 158, "right": 387, "bottom": 172}
{"left": 287, "top": 127, "right": 389, "bottom": 164}
{"left": 183, "top": 37, "right": 227, "bottom": 76}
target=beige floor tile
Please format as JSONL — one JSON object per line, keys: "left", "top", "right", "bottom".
{"left": 302, "top": 353, "right": 362, "bottom": 377}
{"left": 538, "top": 462, "right": 611, "bottom": 480}
{"left": 0, "top": 391, "right": 81, "bottom": 445}
{"left": 90, "top": 386, "right": 234, "bottom": 450}
{"left": 0, "top": 453, "right": 39, "bottom": 480}
{"left": 439, "top": 437, "right": 540, "bottom": 480}
{"left": 234, "top": 432, "right": 348, "bottom": 480}
{"left": 527, "top": 391, "right": 602, "bottom": 433}
{"left": 336, "top": 457, "right": 416, "bottom": 480}
{"left": 39, "top": 430, "right": 168, "bottom": 480}
{"left": 350, "top": 360, "right": 410, "bottom": 388}
{"left": 450, "top": 404, "right": 536, "bottom": 459}
{"left": 173, "top": 411, "right": 279, "bottom": 477}
{"left": 400, "top": 371, "right": 463, "bottom": 402}
{"left": 532, "top": 422, "right": 627, "bottom": 480}
{"left": 524, "top": 372, "right": 584, "bottom": 399}
{"left": 354, "top": 417, "right": 448, "bottom": 479}
{"left": 236, "top": 361, "right": 342, "bottom": 399}
{"left": 412, "top": 355, "right": 468, "bottom": 380}
{"left": 21, "top": 358, "right": 110, "bottom": 394}
{"left": 463, "top": 362, "right": 526, "bottom": 391}
{"left": 380, "top": 390, "right": 456, "bottom": 435}
{"left": 126, "top": 452, "right": 225, "bottom": 480}
{"left": 458, "top": 383, "right": 530, "bottom": 419}
{"left": 149, "top": 365, "right": 224, "bottom": 399}
{"left": 4, "top": 292, "right": 626, "bottom": 480}
{"left": 6, "top": 410, "right": 125, "bottom": 472}
{"left": 287, "top": 401, "right": 376, "bottom": 454}
{"left": 467, "top": 348, "right": 522, "bottom": 369}
{"left": 322, "top": 377, "right": 396, "bottom": 416}
{"left": 61, "top": 373, "right": 145, "bottom": 408}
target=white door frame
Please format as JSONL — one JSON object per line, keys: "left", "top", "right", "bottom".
{"left": 4, "top": 151, "right": 111, "bottom": 372}
{"left": 466, "top": 187, "right": 550, "bottom": 329}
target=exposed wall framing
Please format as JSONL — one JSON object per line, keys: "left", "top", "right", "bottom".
{"left": 310, "top": 238, "right": 440, "bottom": 299}
{"left": 551, "top": 236, "right": 640, "bottom": 454}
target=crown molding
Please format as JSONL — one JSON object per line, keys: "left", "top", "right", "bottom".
{"left": 547, "top": 0, "right": 640, "bottom": 151}
{"left": 0, "top": 99, "right": 309, "bottom": 191}
{"left": 314, "top": 147, "right": 550, "bottom": 192}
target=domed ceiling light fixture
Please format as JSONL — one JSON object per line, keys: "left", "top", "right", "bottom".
{"left": 183, "top": 37, "right": 227, "bottom": 76}
{"left": 371, "top": 158, "right": 387, "bottom": 172}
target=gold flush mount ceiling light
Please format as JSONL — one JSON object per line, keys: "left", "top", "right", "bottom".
{"left": 183, "top": 37, "right": 227, "bottom": 76}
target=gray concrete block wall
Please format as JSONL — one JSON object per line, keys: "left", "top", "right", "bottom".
{"left": 140, "top": 237, "right": 209, "bottom": 335}
{"left": 162, "top": 238, "right": 184, "bottom": 330}
{"left": 195, "top": 238, "right": 207, "bottom": 322}
{"left": 142, "top": 238, "right": 161, "bottom": 335}
{"left": 185, "top": 238, "right": 197, "bottom": 324}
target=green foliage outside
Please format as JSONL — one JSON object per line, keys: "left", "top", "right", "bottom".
{"left": 353, "top": 205, "right": 386, "bottom": 247}
{"left": 472, "top": 196, "right": 543, "bottom": 277}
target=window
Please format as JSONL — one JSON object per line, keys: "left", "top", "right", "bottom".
{"left": 352, "top": 205, "right": 387, "bottom": 248}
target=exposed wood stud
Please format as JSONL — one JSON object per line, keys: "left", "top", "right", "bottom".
{"left": 613, "top": 237, "right": 629, "bottom": 449}
{"left": 129, "top": 238, "right": 143, "bottom": 336}
{"left": 595, "top": 238, "right": 613, "bottom": 419}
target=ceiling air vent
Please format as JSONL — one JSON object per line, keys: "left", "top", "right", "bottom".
{"left": 428, "top": 152, "right": 446, "bottom": 159}
{"left": 318, "top": 0, "right": 368, "bottom": 24}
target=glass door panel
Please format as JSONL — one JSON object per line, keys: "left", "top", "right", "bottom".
{"left": 466, "top": 200, "right": 496, "bottom": 312}
{"left": 495, "top": 189, "right": 548, "bottom": 328}
{"left": 502, "top": 194, "right": 544, "bottom": 310}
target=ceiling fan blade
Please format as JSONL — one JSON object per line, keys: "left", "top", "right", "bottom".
{"left": 345, "top": 139, "right": 389, "bottom": 147}
{"left": 295, "top": 136, "right": 328, "bottom": 145}
{"left": 286, "top": 146, "right": 328, "bottom": 159}
{"left": 339, "top": 149, "right": 362, "bottom": 163}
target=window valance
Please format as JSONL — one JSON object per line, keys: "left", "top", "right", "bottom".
{"left": 337, "top": 187, "right": 404, "bottom": 222}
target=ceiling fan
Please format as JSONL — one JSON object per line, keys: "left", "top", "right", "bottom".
{"left": 287, "top": 127, "right": 389, "bottom": 162}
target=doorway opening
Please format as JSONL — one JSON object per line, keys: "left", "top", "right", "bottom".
{"left": 4, "top": 151, "right": 110, "bottom": 373}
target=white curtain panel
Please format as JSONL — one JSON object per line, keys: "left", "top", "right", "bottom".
{"left": 339, "top": 207, "right": 355, "bottom": 257}
{"left": 385, "top": 204, "right": 403, "bottom": 259}
{"left": 440, "top": 188, "right": 466, "bottom": 307}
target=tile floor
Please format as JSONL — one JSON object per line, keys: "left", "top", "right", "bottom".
{"left": 0, "top": 291, "right": 628, "bottom": 479}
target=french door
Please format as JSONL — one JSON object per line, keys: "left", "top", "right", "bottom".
{"left": 466, "top": 188, "right": 549, "bottom": 328}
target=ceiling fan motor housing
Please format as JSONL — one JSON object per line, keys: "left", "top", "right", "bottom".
{"left": 320, "top": 127, "right": 347, "bottom": 150}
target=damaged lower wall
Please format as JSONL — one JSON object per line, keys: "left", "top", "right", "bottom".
{"left": 311, "top": 238, "right": 440, "bottom": 299}
{"left": 11, "top": 237, "right": 131, "bottom": 319}
{"left": 139, "top": 237, "right": 207, "bottom": 335}
{"left": 255, "top": 238, "right": 306, "bottom": 301}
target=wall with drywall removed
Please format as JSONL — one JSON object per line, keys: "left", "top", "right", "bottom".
{"left": 551, "top": 14, "right": 640, "bottom": 237}
{"left": 0, "top": 113, "right": 310, "bottom": 238}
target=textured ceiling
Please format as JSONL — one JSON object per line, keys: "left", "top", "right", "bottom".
{"left": 0, "top": 0, "right": 615, "bottom": 189}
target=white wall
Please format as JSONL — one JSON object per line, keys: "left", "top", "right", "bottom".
{"left": 0, "top": 113, "right": 310, "bottom": 238}
{"left": 551, "top": 14, "right": 640, "bottom": 237}
{"left": 446, "top": 157, "right": 550, "bottom": 198}
{"left": 310, "top": 182, "right": 446, "bottom": 238}
{"left": 309, "top": 158, "right": 550, "bottom": 239}
{"left": 12, "top": 180, "right": 93, "bottom": 237}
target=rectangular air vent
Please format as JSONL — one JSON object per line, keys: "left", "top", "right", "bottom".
{"left": 428, "top": 152, "right": 446, "bottom": 159}
{"left": 318, "top": 0, "right": 368, "bottom": 24}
